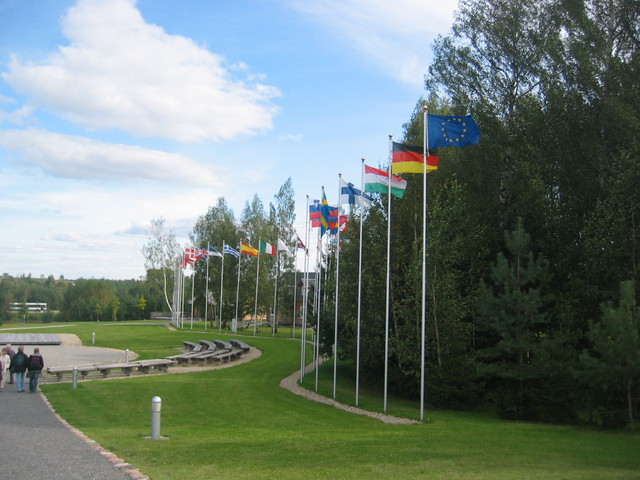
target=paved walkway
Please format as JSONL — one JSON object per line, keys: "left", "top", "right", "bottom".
{"left": 0, "top": 335, "right": 259, "bottom": 479}
{"left": 1, "top": 337, "right": 147, "bottom": 479}
{"left": 0, "top": 387, "right": 138, "bottom": 480}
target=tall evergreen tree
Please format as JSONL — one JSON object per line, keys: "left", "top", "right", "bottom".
{"left": 577, "top": 281, "right": 640, "bottom": 428}
{"left": 476, "top": 218, "right": 550, "bottom": 419}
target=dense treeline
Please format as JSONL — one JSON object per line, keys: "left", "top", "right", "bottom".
{"left": 140, "top": 178, "right": 297, "bottom": 329}
{"left": 187, "top": 178, "right": 297, "bottom": 328}
{"left": 0, "top": 275, "right": 165, "bottom": 323}
{"left": 318, "top": 0, "right": 640, "bottom": 428}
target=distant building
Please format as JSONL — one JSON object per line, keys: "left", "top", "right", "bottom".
{"left": 10, "top": 302, "right": 47, "bottom": 313}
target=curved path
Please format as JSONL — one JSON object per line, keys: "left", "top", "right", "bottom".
{"left": 1, "top": 334, "right": 414, "bottom": 480}
{"left": 279, "top": 361, "right": 419, "bottom": 425}
{"left": 0, "top": 389, "right": 138, "bottom": 480}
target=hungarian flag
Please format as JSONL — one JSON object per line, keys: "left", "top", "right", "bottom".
{"left": 259, "top": 240, "right": 277, "bottom": 256}
{"left": 240, "top": 242, "right": 258, "bottom": 257}
{"left": 391, "top": 142, "right": 439, "bottom": 174}
{"left": 364, "top": 164, "right": 407, "bottom": 198}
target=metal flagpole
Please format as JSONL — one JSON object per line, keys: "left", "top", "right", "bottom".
{"left": 190, "top": 261, "right": 195, "bottom": 330}
{"left": 204, "top": 253, "right": 209, "bottom": 332}
{"left": 420, "top": 104, "right": 428, "bottom": 421}
{"left": 356, "top": 157, "right": 365, "bottom": 406}
{"left": 235, "top": 240, "right": 242, "bottom": 331}
{"left": 333, "top": 174, "right": 342, "bottom": 399}
{"left": 292, "top": 245, "right": 298, "bottom": 339}
{"left": 272, "top": 255, "right": 278, "bottom": 337}
{"left": 384, "top": 135, "right": 393, "bottom": 412}
{"left": 219, "top": 242, "right": 225, "bottom": 333}
{"left": 301, "top": 197, "right": 311, "bottom": 381}
{"left": 315, "top": 227, "right": 322, "bottom": 392}
{"left": 178, "top": 257, "right": 184, "bottom": 329}
{"left": 253, "top": 239, "right": 261, "bottom": 336}
{"left": 172, "top": 257, "right": 180, "bottom": 328}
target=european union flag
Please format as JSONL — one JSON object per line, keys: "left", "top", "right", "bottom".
{"left": 428, "top": 114, "right": 481, "bottom": 149}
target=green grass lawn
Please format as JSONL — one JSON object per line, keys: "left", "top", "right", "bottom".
{"left": 8, "top": 322, "right": 639, "bottom": 480}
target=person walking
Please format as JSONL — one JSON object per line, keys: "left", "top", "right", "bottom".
{"left": 10, "top": 346, "right": 29, "bottom": 393}
{"left": 27, "top": 348, "right": 45, "bottom": 393}
{"left": 6, "top": 344, "right": 15, "bottom": 384}
{"left": 0, "top": 347, "right": 9, "bottom": 391}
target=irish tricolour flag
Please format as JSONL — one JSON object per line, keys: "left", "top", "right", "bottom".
{"left": 364, "top": 164, "right": 407, "bottom": 198}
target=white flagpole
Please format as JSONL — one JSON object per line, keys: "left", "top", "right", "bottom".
{"left": 190, "top": 261, "right": 195, "bottom": 330}
{"left": 204, "top": 253, "right": 209, "bottom": 332}
{"left": 172, "top": 257, "right": 180, "bottom": 328}
{"left": 384, "top": 135, "right": 393, "bottom": 412}
{"left": 356, "top": 157, "right": 365, "bottom": 406}
{"left": 421, "top": 104, "right": 429, "bottom": 421}
{"left": 333, "top": 174, "right": 342, "bottom": 399}
{"left": 235, "top": 240, "right": 242, "bottom": 330}
{"left": 273, "top": 253, "right": 278, "bottom": 337}
{"left": 178, "top": 254, "right": 182, "bottom": 329}
{"left": 292, "top": 245, "right": 298, "bottom": 339}
{"left": 219, "top": 242, "right": 226, "bottom": 333}
{"left": 172, "top": 257, "right": 177, "bottom": 327}
{"left": 253, "top": 239, "right": 261, "bottom": 336}
{"left": 315, "top": 227, "right": 322, "bottom": 392}
{"left": 301, "top": 197, "right": 311, "bottom": 381}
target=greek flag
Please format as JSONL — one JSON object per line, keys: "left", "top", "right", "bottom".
{"left": 223, "top": 244, "right": 239, "bottom": 258}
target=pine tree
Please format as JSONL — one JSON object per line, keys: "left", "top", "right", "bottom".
{"left": 476, "top": 218, "right": 549, "bottom": 419}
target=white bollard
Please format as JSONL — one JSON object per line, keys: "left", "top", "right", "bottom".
{"left": 92, "top": 332, "right": 95, "bottom": 344}
{"left": 125, "top": 349, "right": 129, "bottom": 362}
{"left": 72, "top": 367, "right": 78, "bottom": 389}
{"left": 151, "top": 396, "right": 162, "bottom": 440}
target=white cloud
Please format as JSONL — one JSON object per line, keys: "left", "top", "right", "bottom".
{"left": 289, "top": 0, "right": 455, "bottom": 87}
{"left": 0, "top": 128, "right": 227, "bottom": 186}
{"left": 277, "top": 133, "right": 304, "bottom": 142}
{"left": 2, "top": 0, "right": 281, "bottom": 142}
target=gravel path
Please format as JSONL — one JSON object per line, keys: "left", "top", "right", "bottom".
{"left": 279, "top": 361, "right": 419, "bottom": 425}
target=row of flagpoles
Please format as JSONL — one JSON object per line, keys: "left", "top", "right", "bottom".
{"left": 298, "top": 108, "right": 481, "bottom": 421}
{"left": 170, "top": 107, "right": 480, "bottom": 422}
{"left": 172, "top": 237, "right": 300, "bottom": 335}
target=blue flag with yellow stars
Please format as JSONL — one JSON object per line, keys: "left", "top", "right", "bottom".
{"left": 428, "top": 114, "right": 481, "bottom": 149}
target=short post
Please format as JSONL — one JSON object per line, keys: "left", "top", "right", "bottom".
{"left": 72, "top": 367, "right": 78, "bottom": 389}
{"left": 151, "top": 396, "right": 162, "bottom": 440}
{"left": 92, "top": 332, "right": 95, "bottom": 345}
{"left": 125, "top": 349, "right": 129, "bottom": 362}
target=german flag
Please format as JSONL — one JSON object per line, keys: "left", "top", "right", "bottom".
{"left": 391, "top": 141, "right": 439, "bottom": 174}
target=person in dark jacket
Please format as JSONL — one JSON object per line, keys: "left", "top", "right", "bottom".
{"left": 10, "top": 346, "right": 29, "bottom": 393}
{"left": 27, "top": 348, "right": 45, "bottom": 393}
{"left": 6, "top": 344, "right": 15, "bottom": 384}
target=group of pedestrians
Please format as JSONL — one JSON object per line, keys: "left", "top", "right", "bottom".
{"left": 0, "top": 344, "right": 45, "bottom": 393}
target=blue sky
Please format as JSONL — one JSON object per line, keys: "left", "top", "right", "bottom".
{"left": 0, "top": 0, "right": 456, "bottom": 279}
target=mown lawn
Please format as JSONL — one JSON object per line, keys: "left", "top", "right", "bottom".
{"left": 10, "top": 322, "right": 640, "bottom": 480}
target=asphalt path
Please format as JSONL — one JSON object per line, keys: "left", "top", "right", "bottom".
{"left": 0, "top": 388, "right": 134, "bottom": 480}
{"left": 0, "top": 340, "right": 143, "bottom": 480}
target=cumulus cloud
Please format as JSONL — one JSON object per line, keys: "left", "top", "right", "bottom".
{"left": 288, "top": 0, "right": 455, "bottom": 87}
{"left": 2, "top": 0, "right": 281, "bottom": 142}
{"left": 0, "top": 128, "right": 226, "bottom": 186}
